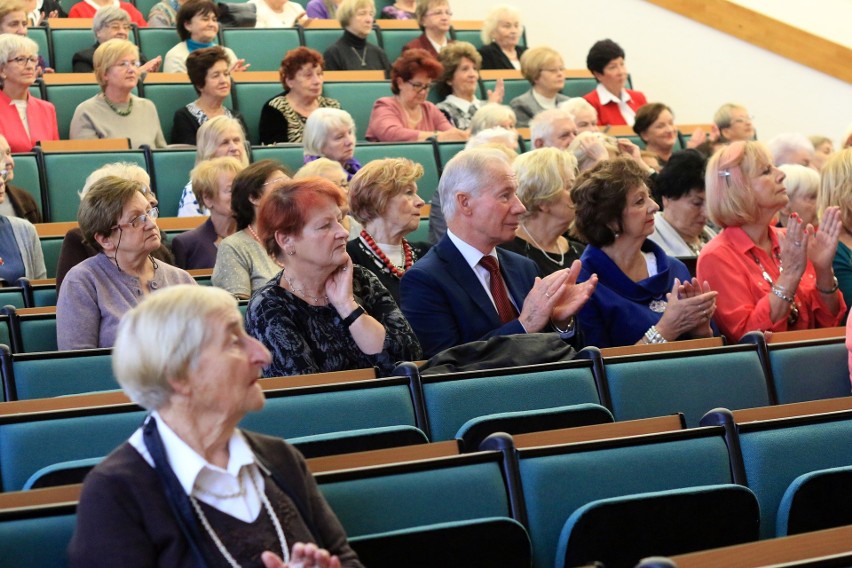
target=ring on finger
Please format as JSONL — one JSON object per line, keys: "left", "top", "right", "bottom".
{"left": 544, "top": 291, "right": 552, "bottom": 298}
{"left": 794, "top": 241, "right": 802, "bottom": 247}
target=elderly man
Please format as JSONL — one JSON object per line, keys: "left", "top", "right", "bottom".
{"left": 767, "top": 133, "right": 815, "bottom": 168}
{"left": 530, "top": 108, "right": 579, "bottom": 150}
{"left": 714, "top": 103, "right": 755, "bottom": 143}
{"left": 401, "top": 147, "right": 597, "bottom": 358}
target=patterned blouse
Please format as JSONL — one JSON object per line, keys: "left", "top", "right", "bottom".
{"left": 259, "top": 93, "right": 340, "bottom": 145}
{"left": 436, "top": 95, "right": 486, "bottom": 130}
{"left": 245, "top": 266, "right": 422, "bottom": 376}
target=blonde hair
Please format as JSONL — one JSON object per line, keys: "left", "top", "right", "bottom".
{"left": 414, "top": 0, "right": 447, "bottom": 24}
{"left": 336, "top": 0, "right": 375, "bottom": 28}
{"left": 348, "top": 158, "right": 424, "bottom": 224}
{"left": 0, "top": 1, "right": 27, "bottom": 25}
{"left": 191, "top": 156, "right": 244, "bottom": 208}
{"left": 513, "top": 147, "right": 576, "bottom": 217}
{"left": 195, "top": 116, "right": 249, "bottom": 165}
{"left": 818, "top": 148, "right": 852, "bottom": 224}
{"left": 520, "top": 46, "right": 562, "bottom": 84}
{"left": 295, "top": 157, "right": 347, "bottom": 184}
{"left": 481, "top": 5, "right": 522, "bottom": 46}
{"left": 705, "top": 141, "right": 772, "bottom": 228}
{"left": 93, "top": 38, "right": 139, "bottom": 90}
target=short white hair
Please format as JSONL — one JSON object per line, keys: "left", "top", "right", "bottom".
{"left": 438, "top": 147, "right": 511, "bottom": 221}
{"left": 113, "top": 285, "right": 238, "bottom": 411}
{"left": 778, "top": 163, "right": 819, "bottom": 202}
{"left": 558, "top": 97, "right": 596, "bottom": 121}
{"left": 80, "top": 162, "right": 151, "bottom": 198}
{"left": 530, "top": 108, "right": 575, "bottom": 146}
{"left": 93, "top": 5, "right": 130, "bottom": 35}
{"left": 465, "top": 127, "right": 518, "bottom": 151}
{"left": 469, "top": 104, "right": 516, "bottom": 136}
{"left": 767, "top": 133, "right": 815, "bottom": 166}
{"left": 303, "top": 108, "right": 356, "bottom": 157}
{"left": 196, "top": 116, "right": 249, "bottom": 165}
{"left": 0, "top": 34, "right": 38, "bottom": 66}
{"left": 481, "top": 5, "right": 522, "bottom": 46}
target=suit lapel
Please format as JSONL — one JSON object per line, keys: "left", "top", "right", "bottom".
{"left": 435, "top": 237, "right": 502, "bottom": 325}
{"left": 497, "top": 249, "right": 529, "bottom": 309}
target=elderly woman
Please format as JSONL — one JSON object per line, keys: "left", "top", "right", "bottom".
{"left": 478, "top": 5, "right": 525, "bottom": 70}
{"left": 171, "top": 46, "right": 246, "bottom": 145}
{"left": 164, "top": 0, "right": 242, "bottom": 73}
{"left": 57, "top": 177, "right": 195, "bottom": 350}
{"left": 245, "top": 177, "right": 422, "bottom": 376}
{"left": 248, "top": 0, "right": 307, "bottom": 28}
{"left": 778, "top": 164, "right": 819, "bottom": 228}
{"left": 56, "top": 162, "right": 173, "bottom": 291}
{"left": 68, "top": 0, "right": 146, "bottom": 25}
{"left": 347, "top": 158, "right": 429, "bottom": 302}
{"left": 303, "top": 108, "right": 363, "bottom": 180}
{"left": 323, "top": 0, "right": 391, "bottom": 75}
{"left": 810, "top": 136, "right": 834, "bottom": 171}
{"left": 72, "top": 7, "right": 159, "bottom": 73}
{"left": 435, "top": 41, "right": 504, "bottom": 130}
{"left": 469, "top": 104, "right": 516, "bottom": 137}
{"left": 767, "top": 133, "right": 815, "bottom": 168}
{"left": 0, "top": 133, "right": 40, "bottom": 222}
{"left": 582, "top": 39, "right": 647, "bottom": 127}
{"left": 714, "top": 103, "right": 755, "bottom": 144}
{"left": 697, "top": 141, "right": 845, "bottom": 342}
{"left": 498, "top": 147, "right": 584, "bottom": 276}
{"left": 68, "top": 285, "right": 363, "bottom": 568}
{"left": 560, "top": 97, "right": 599, "bottom": 133}
{"left": 0, "top": 172, "right": 45, "bottom": 283}
{"left": 402, "top": 0, "right": 453, "bottom": 58}
{"left": 633, "top": 103, "right": 679, "bottom": 166}
{"left": 818, "top": 148, "right": 852, "bottom": 312}
{"left": 212, "top": 160, "right": 288, "bottom": 298}
{"left": 178, "top": 115, "right": 249, "bottom": 216}
{"left": 509, "top": 46, "right": 569, "bottom": 128}
{"left": 0, "top": 35, "right": 58, "bottom": 152}
{"left": 172, "top": 157, "right": 242, "bottom": 269}
{"left": 70, "top": 39, "right": 167, "bottom": 148}
{"left": 259, "top": 47, "right": 341, "bottom": 145}
{"left": 648, "top": 149, "right": 717, "bottom": 256}
{"left": 572, "top": 158, "right": 717, "bottom": 348}
{"left": 365, "top": 49, "right": 467, "bottom": 142}
{"left": 295, "top": 157, "right": 362, "bottom": 238}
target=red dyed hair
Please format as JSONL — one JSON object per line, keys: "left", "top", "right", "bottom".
{"left": 390, "top": 48, "right": 443, "bottom": 95}
{"left": 279, "top": 46, "right": 325, "bottom": 89}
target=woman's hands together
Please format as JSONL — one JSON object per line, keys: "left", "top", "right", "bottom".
{"left": 261, "top": 543, "right": 342, "bottom": 568}
{"left": 655, "top": 278, "right": 717, "bottom": 339}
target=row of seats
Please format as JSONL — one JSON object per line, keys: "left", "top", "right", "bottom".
{"left": 4, "top": 399, "right": 852, "bottom": 566}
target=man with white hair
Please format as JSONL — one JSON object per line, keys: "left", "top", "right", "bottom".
{"left": 401, "top": 147, "right": 596, "bottom": 358}
{"left": 767, "top": 133, "right": 815, "bottom": 168}
{"left": 530, "top": 108, "right": 578, "bottom": 150}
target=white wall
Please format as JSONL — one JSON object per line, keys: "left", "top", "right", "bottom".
{"left": 453, "top": 0, "right": 852, "bottom": 147}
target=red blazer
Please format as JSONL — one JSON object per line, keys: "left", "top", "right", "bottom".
{"left": 68, "top": 1, "right": 147, "bottom": 26}
{"left": 402, "top": 34, "right": 452, "bottom": 60}
{"left": 582, "top": 87, "right": 647, "bottom": 126}
{"left": 0, "top": 90, "right": 59, "bottom": 153}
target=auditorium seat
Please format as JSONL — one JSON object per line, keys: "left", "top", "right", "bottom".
{"left": 322, "top": 80, "right": 390, "bottom": 141}
{"left": 353, "top": 141, "right": 439, "bottom": 202}
{"left": 48, "top": 28, "right": 94, "bottom": 73}
{"left": 0, "top": 345, "right": 115, "bottom": 401}
{"left": 7, "top": 153, "right": 43, "bottom": 214}
{"left": 0, "top": 306, "right": 58, "bottom": 354}
{"left": 146, "top": 147, "right": 197, "bottom": 216}
{"left": 250, "top": 144, "right": 306, "bottom": 174}
{"left": 776, "top": 465, "right": 852, "bottom": 537}
{"left": 220, "top": 28, "right": 300, "bottom": 71}
{"left": 136, "top": 27, "right": 179, "bottom": 62}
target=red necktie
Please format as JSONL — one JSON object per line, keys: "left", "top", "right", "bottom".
{"left": 479, "top": 255, "right": 518, "bottom": 324}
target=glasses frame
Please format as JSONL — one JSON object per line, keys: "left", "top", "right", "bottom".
{"left": 406, "top": 80, "right": 432, "bottom": 93}
{"left": 111, "top": 207, "right": 159, "bottom": 231}
{"left": 7, "top": 56, "right": 38, "bottom": 67}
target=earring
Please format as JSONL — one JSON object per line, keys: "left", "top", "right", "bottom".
{"left": 287, "top": 249, "right": 295, "bottom": 256}
{"left": 613, "top": 231, "right": 621, "bottom": 239}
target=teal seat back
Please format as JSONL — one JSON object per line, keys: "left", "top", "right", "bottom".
{"left": 562, "top": 77, "right": 597, "bottom": 98}
{"left": 134, "top": 0, "right": 160, "bottom": 19}
{"left": 434, "top": 141, "right": 466, "bottom": 171}
{"left": 303, "top": 28, "right": 379, "bottom": 58}
{"left": 0, "top": 317, "right": 11, "bottom": 360}
{"left": 239, "top": 378, "right": 417, "bottom": 439}
{"left": 250, "top": 144, "right": 305, "bottom": 175}
{"left": 143, "top": 83, "right": 233, "bottom": 145}
{"left": 0, "top": 409, "right": 145, "bottom": 491}
{"left": 27, "top": 27, "right": 50, "bottom": 67}
{"left": 17, "top": 313, "right": 58, "bottom": 353}
{"left": 0, "top": 510, "right": 77, "bottom": 568}
{"left": 322, "top": 81, "right": 389, "bottom": 141}
{"left": 0, "top": 288, "right": 26, "bottom": 309}
{"left": 377, "top": 29, "right": 421, "bottom": 62}
{"left": 41, "top": 150, "right": 147, "bottom": 222}
{"left": 518, "top": 429, "right": 733, "bottom": 568}
{"left": 10, "top": 350, "right": 115, "bottom": 400}
{"left": 49, "top": 28, "right": 94, "bottom": 73}
{"left": 767, "top": 340, "right": 851, "bottom": 404}
{"left": 31, "top": 285, "right": 58, "bottom": 308}
{"left": 318, "top": 454, "right": 511, "bottom": 537}
{"left": 450, "top": 29, "right": 483, "bottom": 49}
{"left": 137, "top": 28, "right": 180, "bottom": 62}
{"left": 421, "top": 362, "right": 600, "bottom": 441}
{"left": 232, "top": 81, "right": 283, "bottom": 145}
{"left": 738, "top": 413, "right": 852, "bottom": 538}
{"left": 354, "top": 142, "right": 438, "bottom": 203}
{"left": 9, "top": 153, "right": 43, "bottom": 213}
{"left": 39, "top": 237, "right": 64, "bottom": 279}
{"left": 603, "top": 346, "right": 770, "bottom": 426}
{"left": 220, "top": 28, "right": 300, "bottom": 71}
{"left": 480, "top": 78, "right": 528, "bottom": 104}
{"left": 148, "top": 148, "right": 197, "bottom": 217}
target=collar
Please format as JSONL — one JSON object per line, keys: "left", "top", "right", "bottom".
{"left": 342, "top": 29, "right": 367, "bottom": 48}
{"left": 595, "top": 82, "right": 631, "bottom": 105}
{"left": 531, "top": 89, "right": 556, "bottom": 110}
{"left": 427, "top": 34, "right": 447, "bottom": 53}
{"left": 447, "top": 228, "right": 497, "bottom": 271}
{"left": 724, "top": 225, "right": 781, "bottom": 256}
{"left": 129, "top": 411, "right": 257, "bottom": 495}
{"left": 444, "top": 94, "right": 481, "bottom": 113}
{"left": 186, "top": 38, "right": 215, "bottom": 52}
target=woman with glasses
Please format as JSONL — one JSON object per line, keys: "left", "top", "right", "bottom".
{"left": 697, "top": 141, "right": 845, "bottom": 342}
{"left": 57, "top": 176, "right": 195, "bottom": 350}
{"left": 73, "top": 7, "right": 159, "bottom": 73}
{"left": 401, "top": 0, "right": 453, "bottom": 59}
{"left": 0, "top": 34, "right": 58, "bottom": 152}
{"left": 509, "top": 46, "right": 569, "bottom": 128}
{"left": 323, "top": 0, "right": 390, "bottom": 75}
{"left": 212, "top": 160, "right": 290, "bottom": 299}
{"left": 70, "top": 39, "right": 167, "bottom": 148}
{"left": 365, "top": 49, "right": 467, "bottom": 142}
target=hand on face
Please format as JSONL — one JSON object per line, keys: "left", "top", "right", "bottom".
{"left": 324, "top": 254, "right": 355, "bottom": 314}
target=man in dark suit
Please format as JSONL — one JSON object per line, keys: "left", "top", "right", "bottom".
{"left": 400, "top": 147, "right": 597, "bottom": 358}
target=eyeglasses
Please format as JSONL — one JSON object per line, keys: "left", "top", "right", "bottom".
{"left": 111, "top": 207, "right": 159, "bottom": 231}
{"left": 113, "top": 60, "right": 141, "bottom": 69}
{"left": 406, "top": 80, "right": 432, "bottom": 93}
{"left": 730, "top": 115, "right": 755, "bottom": 125}
{"left": 7, "top": 56, "right": 38, "bottom": 66}
{"left": 426, "top": 9, "right": 452, "bottom": 17}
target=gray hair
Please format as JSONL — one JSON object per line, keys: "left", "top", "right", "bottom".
{"left": 439, "top": 147, "right": 511, "bottom": 220}
{"left": 469, "top": 104, "right": 516, "bottom": 136}
{"left": 303, "top": 108, "right": 356, "bottom": 156}
{"left": 93, "top": 6, "right": 131, "bottom": 36}
{"left": 530, "top": 108, "right": 575, "bottom": 146}
{"left": 113, "top": 285, "right": 238, "bottom": 410}
{"left": 480, "top": 5, "right": 522, "bottom": 46}
{"left": 196, "top": 116, "right": 249, "bottom": 165}
{"left": 713, "top": 102, "right": 745, "bottom": 131}
{"left": 767, "top": 132, "right": 815, "bottom": 166}
{"left": 559, "top": 97, "right": 597, "bottom": 120}
{"left": 778, "top": 163, "right": 819, "bottom": 202}
{"left": 0, "top": 34, "right": 38, "bottom": 66}
{"left": 465, "top": 127, "right": 518, "bottom": 151}
{"left": 80, "top": 162, "right": 151, "bottom": 198}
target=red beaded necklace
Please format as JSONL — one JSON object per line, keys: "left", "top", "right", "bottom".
{"left": 360, "top": 229, "right": 413, "bottom": 278}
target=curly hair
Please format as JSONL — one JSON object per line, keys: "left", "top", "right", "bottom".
{"left": 586, "top": 38, "right": 625, "bottom": 76}
{"left": 279, "top": 46, "right": 324, "bottom": 91}
{"left": 390, "top": 48, "right": 443, "bottom": 95}
{"left": 436, "top": 41, "right": 481, "bottom": 99}
{"left": 653, "top": 149, "right": 706, "bottom": 202}
{"left": 348, "top": 158, "right": 424, "bottom": 224}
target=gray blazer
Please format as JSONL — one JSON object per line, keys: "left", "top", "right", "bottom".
{"left": 6, "top": 215, "right": 46, "bottom": 280}
{"left": 509, "top": 89, "right": 570, "bottom": 128}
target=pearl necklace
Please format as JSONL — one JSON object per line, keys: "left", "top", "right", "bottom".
{"left": 245, "top": 225, "right": 285, "bottom": 268}
{"left": 360, "top": 229, "right": 413, "bottom": 278}
{"left": 102, "top": 93, "right": 133, "bottom": 117}
{"left": 520, "top": 222, "right": 565, "bottom": 266}
{"left": 190, "top": 469, "right": 290, "bottom": 567}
